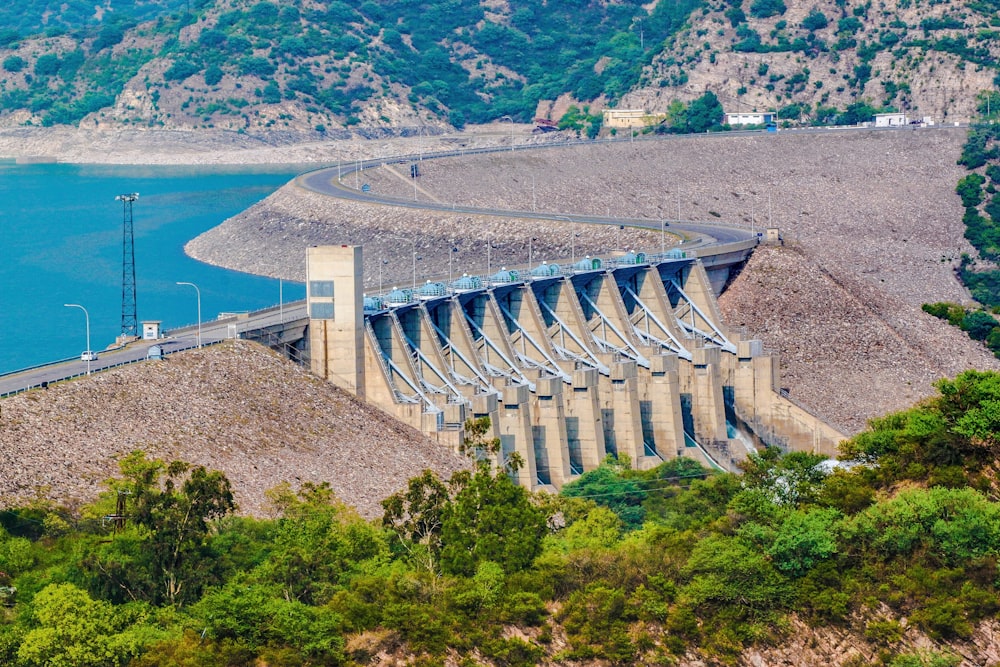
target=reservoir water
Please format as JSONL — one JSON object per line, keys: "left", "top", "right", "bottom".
{"left": 0, "top": 162, "right": 306, "bottom": 375}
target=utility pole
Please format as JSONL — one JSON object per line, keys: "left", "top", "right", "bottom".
{"left": 116, "top": 193, "right": 139, "bottom": 338}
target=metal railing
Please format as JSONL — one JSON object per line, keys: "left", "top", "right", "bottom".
{"left": 0, "top": 340, "right": 223, "bottom": 399}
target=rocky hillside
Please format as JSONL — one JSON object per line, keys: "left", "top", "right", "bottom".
{"left": 1, "top": 0, "right": 999, "bottom": 134}
{"left": 0, "top": 340, "right": 467, "bottom": 517}
{"left": 626, "top": 0, "right": 1000, "bottom": 123}
{"left": 0, "top": 0, "right": 682, "bottom": 133}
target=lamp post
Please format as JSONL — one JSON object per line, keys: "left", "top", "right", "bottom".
{"left": 449, "top": 246, "right": 459, "bottom": 288}
{"left": 486, "top": 232, "right": 493, "bottom": 277}
{"left": 661, "top": 219, "right": 667, "bottom": 254}
{"left": 500, "top": 115, "right": 514, "bottom": 151}
{"left": 555, "top": 216, "right": 578, "bottom": 264}
{"left": 176, "top": 281, "right": 202, "bottom": 348}
{"left": 528, "top": 236, "right": 538, "bottom": 269}
{"left": 63, "top": 303, "right": 92, "bottom": 375}
{"left": 379, "top": 258, "right": 388, "bottom": 294}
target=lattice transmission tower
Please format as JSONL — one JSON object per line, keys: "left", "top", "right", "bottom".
{"left": 116, "top": 193, "right": 139, "bottom": 338}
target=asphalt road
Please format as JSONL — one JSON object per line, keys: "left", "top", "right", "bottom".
{"left": 295, "top": 146, "right": 755, "bottom": 247}
{"left": 0, "top": 302, "right": 308, "bottom": 397}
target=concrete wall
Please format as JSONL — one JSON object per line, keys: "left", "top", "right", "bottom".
{"left": 306, "top": 246, "right": 848, "bottom": 490}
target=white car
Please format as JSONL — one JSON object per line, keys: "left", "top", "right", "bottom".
{"left": 80, "top": 351, "right": 98, "bottom": 362}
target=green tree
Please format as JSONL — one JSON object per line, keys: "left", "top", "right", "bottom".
{"left": 956, "top": 172, "right": 986, "bottom": 208}
{"left": 766, "top": 507, "right": 841, "bottom": 576}
{"left": 681, "top": 534, "right": 790, "bottom": 614}
{"left": 750, "top": 0, "right": 786, "bottom": 19}
{"left": 17, "top": 583, "right": 150, "bottom": 667}
{"left": 191, "top": 580, "right": 345, "bottom": 661}
{"left": 33, "top": 53, "right": 61, "bottom": 76}
{"left": 382, "top": 469, "right": 450, "bottom": 572}
{"left": 939, "top": 370, "right": 1000, "bottom": 454}
{"left": 203, "top": 64, "right": 223, "bottom": 86}
{"left": 85, "top": 451, "right": 235, "bottom": 607}
{"left": 561, "top": 456, "right": 646, "bottom": 530}
{"left": 740, "top": 448, "right": 829, "bottom": 506}
{"left": 685, "top": 91, "right": 724, "bottom": 133}
{"left": 801, "top": 9, "right": 829, "bottom": 31}
{"left": 2, "top": 55, "right": 25, "bottom": 72}
{"left": 439, "top": 418, "right": 549, "bottom": 576}
{"left": 257, "top": 481, "right": 387, "bottom": 605}
{"left": 960, "top": 310, "right": 999, "bottom": 341}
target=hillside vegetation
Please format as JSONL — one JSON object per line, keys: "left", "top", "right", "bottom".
{"left": 3, "top": 373, "right": 1000, "bottom": 665}
{"left": 1, "top": 0, "right": 999, "bottom": 134}
{"left": 627, "top": 0, "right": 1000, "bottom": 124}
{"left": 0, "top": 0, "right": 694, "bottom": 133}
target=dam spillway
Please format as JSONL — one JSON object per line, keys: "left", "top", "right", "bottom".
{"left": 305, "top": 245, "right": 844, "bottom": 490}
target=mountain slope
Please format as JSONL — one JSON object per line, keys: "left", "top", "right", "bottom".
{"left": 0, "top": 0, "right": 679, "bottom": 133}
{"left": 625, "top": 0, "right": 999, "bottom": 123}
{"left": 1, "top": 0, "right": 998, "bottom": 134}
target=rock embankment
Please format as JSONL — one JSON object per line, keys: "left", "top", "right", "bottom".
{"left": 188, "top": 126, "right": 1000, "bottom": 433}
{"left": 718, "top": 245, "right": 996, "bottom": 432}
{"left": 0, "top": 340, "right": 467, "bottom": 517}
{"left": 184, "top": 180, "right": 664, "bottom": 290}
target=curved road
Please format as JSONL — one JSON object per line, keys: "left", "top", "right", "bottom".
{"left": 295, "top": 140, "right": 757, "bottom": 249}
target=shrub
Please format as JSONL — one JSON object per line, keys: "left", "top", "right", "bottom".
{"left": 164, "top": 59, "right": 200, "bottom": 82}
{"left": 3, "top": 55, "right": 25, "bottom": 73}
{"left": 960, "top": 309, "right": 999, "bottom": 340}
{"left": 801, "top": 10, "right": 829, "bottom": 31}
{"left": 33, "top": 53, "right": 61, "bottom": 77}
{"left": 750, "top": 0, "right": 786, "bottom": 19}
{"left": 956, "top": 172, "right": 986, "bottom": 207}
{"left": 203, "top": 65, "right": 223, "bottom": 86}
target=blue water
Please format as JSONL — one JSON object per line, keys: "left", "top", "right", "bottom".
{"left": 0, "top": 163, "right": 307, "bottom": 374}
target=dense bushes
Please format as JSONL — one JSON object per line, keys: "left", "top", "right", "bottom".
{"left": 5, "top": 377, "right": 1000, "bottom": 664}
{"left": 952, "top": 120, "right": 1000, "bottom": 308}
{"left": 923, "top": 301, "right": 1000, "bottom": 355}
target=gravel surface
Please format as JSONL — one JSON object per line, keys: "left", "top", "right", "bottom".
{"left": 188, "top": 126, "right": 1000, "bottom": 433}
{"left": 0, "top": 341, "right": 467, "bottom": 517}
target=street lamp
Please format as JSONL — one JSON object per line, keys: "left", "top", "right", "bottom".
{"left": 449, "top": 246, "right": 459, "bottom": 288}
{"left": 528, "top": 236, "right": 538, "bottom": 269}
{"left": 63, "top": 303, "right": 92, "bottom": 375}
{"left": 176, "top": 281, "right": 202, "bottom": 348}
{"left": 486, "top": 231, "right": 495, "bottom": 276}
{"left": 500, "top": 115, "right": 515, "bottom": 151}
{"left": 555, "top": 216, "right": 577, "bottom": 263}
{"left": 378, "top": 258, "right": 389, "bottom": 294}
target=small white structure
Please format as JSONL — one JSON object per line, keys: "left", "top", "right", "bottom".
{"left": 725, "top": 111, "right": 776, "bottom": 126}
{"left": 142, "top": 320, "right": 162, "bottom": 340}
{"left": 874, "top": 112, "right": 907, "bottom": 127}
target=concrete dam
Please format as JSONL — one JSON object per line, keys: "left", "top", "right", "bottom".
{"left": 304, "top": 244, "right": 844, "bottom": 490}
